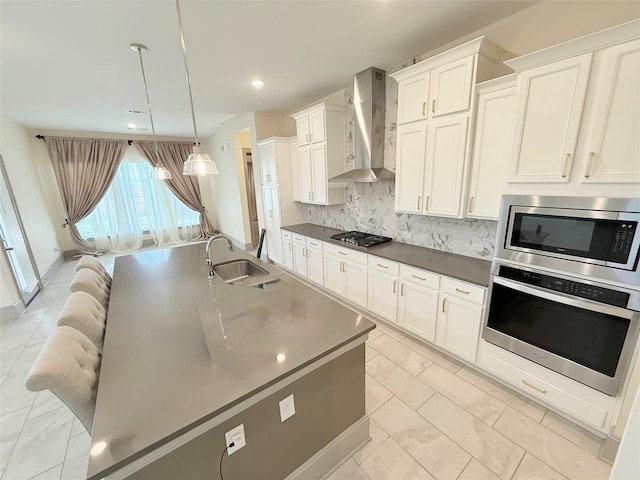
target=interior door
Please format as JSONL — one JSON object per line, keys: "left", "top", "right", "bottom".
{"left": 0, "top": 154, "right": 42, "bottom": 305}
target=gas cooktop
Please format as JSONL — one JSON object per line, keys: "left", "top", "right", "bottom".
{"left": 329, "top": 231, "right": 393, "bottom": 248}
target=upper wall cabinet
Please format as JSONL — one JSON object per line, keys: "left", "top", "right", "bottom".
{"left": 466, "top": 75, "right": 516, "bottom": 220}
{"left": 505, "top": 19, "right": 640, "bottom": 187}
{"left": 391, "top": 36, "right": 506, "bottom": 218}
{"left": 291, "top": 103, "right": 346, "bottom": 205}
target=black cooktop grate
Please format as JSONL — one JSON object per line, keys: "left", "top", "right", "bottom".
{"left": 329, "top": 231, "right": 392, "bottom": 248}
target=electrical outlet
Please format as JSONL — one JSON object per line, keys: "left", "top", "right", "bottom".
{"left": 225, "top": 424, "right": 245, "bottom": 455}
{"left": 472, "top": 243, "right": 484, "bottom": 252}
{"left": 279, "top": 394, "right": 295, "bottom": 422}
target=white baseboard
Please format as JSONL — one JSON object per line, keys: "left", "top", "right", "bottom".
{"left": 0, "top": 298, "right": 25, "bottom": 323}
{"left": 286, "top": 416, "right": 370, "bottom": 480}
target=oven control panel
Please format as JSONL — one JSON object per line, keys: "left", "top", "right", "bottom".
{"left": 498, "top": 265, "right": 630, "bottom": 308}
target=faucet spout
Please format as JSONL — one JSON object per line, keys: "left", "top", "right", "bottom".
{"left": 206, "top": 234, "right": 235, "bottom": 277}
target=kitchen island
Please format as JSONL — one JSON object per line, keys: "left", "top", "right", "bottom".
{"left": 87, "top": 242, "right": 375, "bottom": 480}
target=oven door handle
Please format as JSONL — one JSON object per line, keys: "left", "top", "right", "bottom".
{"left": 492, "top": 276, "right": 634, "bottom": 320}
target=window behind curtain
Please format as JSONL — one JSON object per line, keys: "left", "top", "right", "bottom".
{"left": 76, "top": 146, "right": 199, "bottom": 245}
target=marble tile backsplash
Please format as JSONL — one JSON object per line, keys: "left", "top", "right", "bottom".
{"left": 305, "top": 69, "right": 498, "bottom": 260}
{"left": 307, "top": 182, "right": 497, "bottom": 259}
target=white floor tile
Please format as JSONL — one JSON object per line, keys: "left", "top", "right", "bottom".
{"left": 540, "top": 410, "right": 603, "bottom": 456}
{"left": 368, "top": 335, "right": 432, "bottom": 376}
{"left": 365, "top": 374, "right": 393, "bottom": 415}
{"left": 366, "top": 355, "right": 434, "bottom": 410}
{"left": 418, "top": 364, "right": 506, "bottom": 426}
{"left": 457, "top": 458, "right": 501, "bottom": 480}
{"left": 60, "top": 432, "right": 90, "bottom": 480}
{"left": 399, "top": 336, "right": 463, "bottom": 374}
{"left": 0, "top": 373, "right": 37, "bottom": 416}
{"left": 0, "top": 407, "right": 30, "bottom": 470}
{"left": 2, "top": 407, "right": 73, "bottom": 480}
{"left": 352, "top": 419, "right": 389, "bottom": 465}
{"left": 361, "top": 437, "right": 435, "bottom": 480}
{"left": 27, "top": 464, "right": 62, "bottom": 480}
{"left": 27, "top": 391, "right": 65, "bottom": 421}
{"left": 325, "top": 457, "right": 370, "bottom": 480}
{"left": 511, "top": 453, "right": 568, "bottom": 480}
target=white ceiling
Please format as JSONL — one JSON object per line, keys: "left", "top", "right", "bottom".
{"left": 1, "top": 0, "right": 538, "bottom": 138}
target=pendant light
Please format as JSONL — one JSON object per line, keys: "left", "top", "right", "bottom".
{"left": 175, "top": 0, "right": 218, "bottom": 176}
{"left": 130, "top": 44, "right": 172, "bottom": 180}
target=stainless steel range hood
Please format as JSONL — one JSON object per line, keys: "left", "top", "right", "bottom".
{"left": 329, "top": 67, "right": 394, "bottom": 183}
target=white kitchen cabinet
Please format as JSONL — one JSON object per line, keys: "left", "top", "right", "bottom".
{"left": 292, "top": 103, "right": 345, "bottom": 206}
{"left": 262, "top": 185, "right": 282, "bottom": 264}
{"left": 394, "top": 122, "right": 427, "bottom": 213}
{"left": 392, "top": 36, "right": 505, "bottom": 218}
{"left": 396, "top": 265, "right": 440, "bottom": 342}
{"left": 393, "top": 37, "right": 504, "bottom": 125}
{"left": 292, "top": 233, "right": 308, "bottom": 277}
{"left": 323, "top": 243, "right": 368, "bottom": 308}
{"left": 367, "top": 257, "right": 400, "bottom": 322}
{"left": 423, "top": 116, "right": 469, "bottom": 217}
{"left": 580, "top": 39, "right": 640, "bottom": 183}
{"left": 394, "top": 116, "right": 468, "bottom": 217}
{"left": 429, "top": 55, "right": 476, "bottom": 117}
{"left": 295, "top": 108, "right": 325, "bottom": 146}
{"left": 467, "top": 76, "right": 516, "bottom": 219}
{"left": 289, "top": 139, "right": 301, "bottom": 201}
{"left": 435, "top": 277, "right": 485, "bottom": 363}
{"left": 281, "top": 231, "right": 294, "bottom": 270}
{"left": 256, "top": 137, "right": 305, "bottom": 265}
{"left": 507, "top": 53, "right": 593, "bottom": 183}
{"left": 306, "top": 238, "right": 324, "bottom": 285}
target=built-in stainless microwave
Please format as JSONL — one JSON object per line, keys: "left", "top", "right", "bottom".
{"left": 495, "top": 196, "right": 640, "bottom": 287}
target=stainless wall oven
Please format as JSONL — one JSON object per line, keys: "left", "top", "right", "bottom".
{"left": 483, "top": 196, "right": 640, "bottom": 396}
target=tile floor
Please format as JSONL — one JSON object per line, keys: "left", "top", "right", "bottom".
{"left": 0, "top": 251, "right": 613, "bottom": 480}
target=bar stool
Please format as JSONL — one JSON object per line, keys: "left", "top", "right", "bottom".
{"left": 57, "top": 291, "right": 107, "bottom": 353}
{"left": 24, "top": 326, "right": 101, "bottom": 433}
{"left": 76, "top": 255, "right": 112, "bottom": 286}
{"left": 70, "top": 269, "right": 110, "bottom": 309}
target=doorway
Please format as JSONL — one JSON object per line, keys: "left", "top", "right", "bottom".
{"left": 243, "top": 149, "right": 259, "bottom": 248}
{"left": 0, "top": 154, "right": 42, "bottom": 306}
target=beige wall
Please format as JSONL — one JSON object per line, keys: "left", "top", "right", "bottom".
{"left": 0, "top": 118, "right": 62, "bottom": 308}
{"left": 202, "top": 113, "right": 294, "bottom": 248}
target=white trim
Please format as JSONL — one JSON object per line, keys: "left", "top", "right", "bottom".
{"left": 94, "top": 336, "right": 367, "bottom": 480}
{"left": 0, "top": 298, "right": 25, "bottom": 323}
{"left": 505, "top": 19, "right": 640, "bottom": 72}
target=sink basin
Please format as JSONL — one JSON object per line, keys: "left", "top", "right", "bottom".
{"left": 212, "top": 259, "right": 277, "bottom": 286}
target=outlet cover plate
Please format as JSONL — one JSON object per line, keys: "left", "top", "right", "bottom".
{"left": 279, "top": 394, "right": 295, "bottom": 422}
{"left": 225, "top": 424, "right": 245, "bottom": 455}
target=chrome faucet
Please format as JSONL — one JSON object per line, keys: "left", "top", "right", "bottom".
{"left": 206, "top": 234, "right": 234, "bottom": 277}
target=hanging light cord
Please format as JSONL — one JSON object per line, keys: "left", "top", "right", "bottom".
{"left": 175, "top": 0, "right": 200, "bottom": 147}
{"left": 134, "top": 46, "right": 161, "bottom": 161}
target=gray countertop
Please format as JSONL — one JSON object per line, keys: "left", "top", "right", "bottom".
{"left": 87, "top": 242, "right": 375, "bottom": 479}
{"left": 282, "top": 223, "right": 491, "bottom": 287}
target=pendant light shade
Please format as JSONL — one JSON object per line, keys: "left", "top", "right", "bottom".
{"left": 175, "top": 0, "right": 218, "bottom": 176}
{"left": 130, "top": 43, "right": 172, "bottom": 180}
{"left": 183, "top": 145, "right": 219, "bottom": 176}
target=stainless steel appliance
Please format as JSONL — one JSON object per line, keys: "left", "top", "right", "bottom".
{"left": 329, "top": 231, "right": 392, "bottom": 248}
{"left": 483, "top": 195, "right": 640, "bottom": 396}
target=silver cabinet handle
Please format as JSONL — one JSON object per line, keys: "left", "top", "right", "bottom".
{"left": 469, "top": 196, "right": 474, "bottom": 213}
{"left": 393, "top": 280, "right": 397, "bottom": 293}
{"left": 432, "top": 99, "right": 436, "bottom": 114}
{"left": 425, "top": 196, "right": 430, "bottom": 210}
{"left": 400, "top": 283, "right": 405, "bottom": 296}
{"left": 422, "top": 102, "right": 426, "bottom": 116}
{"left": 417, "top": 195, "right": 422, "bottom": 210}
{"left": 338, "top": 251, "right": 347, "bottom": 256}
{"left": 522, "top": 379, "right": 547, "bottom": 394}
{"left": 377, "top": 263, "right": 388, "bottom": 269}
{"left": 585, "top": 152, "right": 596, "bottom": 178}
{"left": 442, "top": 298, "right": 447, "bottom": 313}
{"left": 412, "top": 274, "right": 426, "bottom": 281}
{"left": 561, "top": 153, "right": 570, "bottom": 178}
{"left": 455, "top": 288, "right": 470, "bottom": 294}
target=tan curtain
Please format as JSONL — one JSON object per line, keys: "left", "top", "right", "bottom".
{"left": 135, "top": 141, "right": 214, "bottom": 238}
{"left": 45, "top": 137, "right": 128, "bottom": 254}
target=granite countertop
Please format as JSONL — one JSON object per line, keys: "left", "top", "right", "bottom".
{"left": 87, "top": 242, "right": 375, "bottom": 479}
{"left": 282, "top": 223, "right": 491, "bottom": 287}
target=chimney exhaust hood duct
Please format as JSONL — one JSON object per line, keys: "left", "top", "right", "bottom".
{"left": 329, "top": 67, "right": 394, "bottom": 183}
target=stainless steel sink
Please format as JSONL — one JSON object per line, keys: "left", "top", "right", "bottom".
{"left": 212, "top": 259, "right": 278, "bottom": 286}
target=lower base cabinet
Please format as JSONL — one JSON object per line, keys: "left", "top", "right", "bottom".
{"left": 281, "top": 231, "right": 294, "bottom": 270}
{"left": 396, "top": 265, "right": 440, "bottom": 342}
{"left": 435, "top": 277, "right": 485, "bottom": 363}
{"left": 324, "top": 243, "right": 368, "bottom": 308}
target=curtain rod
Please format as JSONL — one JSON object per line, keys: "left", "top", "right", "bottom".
{"left": 34, "top": 135, "right": 193, "bottom": 147}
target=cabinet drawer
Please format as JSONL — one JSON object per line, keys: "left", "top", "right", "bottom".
{"left": 368, "top": 256, "right": 400, "bottom": 275}
{"left": 281, "top": 230, "right": 292, "bottom": 240}
{"left": 400, "top": 265, "right": 439, "bottom": 290}
{"left": 441, "top": 277, "right": 485, "bottom": 304}
{"left": 292, "top": 234, "right": 306, "bottom": 244}
{"left": 306, "top": 238, "right": 323, "bottom": 251}
{"left": 479, "top": 341, "right": 613, "bottom": 430}
{"left": 324, "top": 242, "right": 368, "bottom": 265}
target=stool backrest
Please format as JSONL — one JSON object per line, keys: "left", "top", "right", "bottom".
{"left": 57, "top": 291, "right": 107, "bottom": 352}
{"left": 25, "top": 326, "right": 100, "bottom": 433}
{"left": 70, "top": 269, "right": 110, "bottom": 308}
{"left": 75, "top": 255, "right": 111, "bottom": 286}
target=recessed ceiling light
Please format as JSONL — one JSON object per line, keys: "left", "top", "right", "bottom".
{"left": 127, "top": 123, "right": 137, "bottom": 129}
{"left": 251, "top": 79, "right": 265, "bottom": 88}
